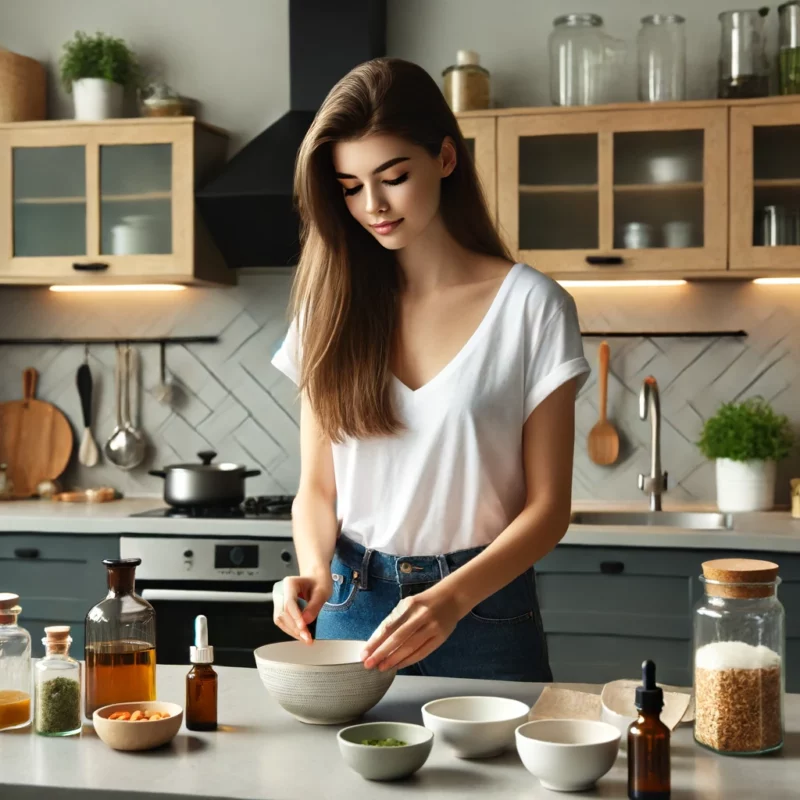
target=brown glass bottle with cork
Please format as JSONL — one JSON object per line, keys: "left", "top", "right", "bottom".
{"left": 84, "top": 558, "right": 156, "bottom": 718}
{"left": 186, "top": 615, "right": 217, "bottom": 731}
{"left": 628, "top": 659, "right": 670, "bottom": 799}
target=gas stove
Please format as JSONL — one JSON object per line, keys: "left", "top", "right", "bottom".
{"left": 129, "top": 495, "right": 294, "bottom": 520}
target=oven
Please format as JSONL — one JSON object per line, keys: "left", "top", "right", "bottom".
{"left": 120, "top": 536, "right": 297, "bottom": 667}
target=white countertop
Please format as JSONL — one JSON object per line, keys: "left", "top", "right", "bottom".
{"left": 0, "top": 498, "right": 799, "bottom": 551}
{"left": 1, "top": 665, "right": 798, "bottom": 799}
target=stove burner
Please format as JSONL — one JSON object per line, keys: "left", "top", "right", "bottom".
{"left": 163, "top": 505, "right": 246, "bottom": 519}
{"left": 130, "top": 495, "right": 295, "bottom": 520}
{"left": 242, "top": 495, "right": 294, "bottom": 517}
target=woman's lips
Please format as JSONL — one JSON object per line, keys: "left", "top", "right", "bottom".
{"left": 371, "top": 219, "right": 403, "bottom": 236}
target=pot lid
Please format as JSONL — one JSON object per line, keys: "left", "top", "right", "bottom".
{"left": 165, "top": 451, "right": 248, "bottom": 472}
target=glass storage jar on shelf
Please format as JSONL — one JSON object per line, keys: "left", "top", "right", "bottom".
{"left": 638, "top": 14, "right": 686, "bottom": 102}
{"left": 442, "top": 49, "right": 490, "bottom": 112}
{"left": 549, "top": 13, "right": 627, "bottom": 106}
{"left": 0, "top": 593, "right": 32, "bottom": 731}
{"left": 84, "top": 558, "right": 156, "bottom": 719}
{"left": 34, "top": 626, "right": 81, "bottom": 736}
{"left": 718, "top": 8, "right": 771, "bottom": 98}
{"left": 693, "top": 559, "right": 785, "bottom": 755}
{"left": 778, "top": 1, "right": 800, "bottom": 94}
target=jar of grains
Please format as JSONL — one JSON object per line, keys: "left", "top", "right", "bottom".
{"left": 693, "top": 559, "right": 785, "bottom": 755}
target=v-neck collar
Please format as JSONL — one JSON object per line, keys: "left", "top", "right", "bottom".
{"left": 392, "top": 263, "right": 523, "bottom": 398}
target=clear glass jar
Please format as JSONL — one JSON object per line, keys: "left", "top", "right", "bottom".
{"left": 718, "top": 8, "right": 771, "bottom": 98}
{"left": 35, "top": 626, "right": 81, "bottom": 736}
{"left": 693, "top": 559, "right": 784, "bottom": 755}
{"left": 442, "top": 49, "right": 490, "bottom": 112}
{"left": 549, "top": 14, "right": 627, "bottom": 106}
{"left": 778, "top": 1, "right": 800, "bottom": 94}
{"left": 0, "top": 593, "right": 32, "bottom": 731}
{"left": 84, "top": 558, "right": 156, "bottom": 718}
{"left": 638, "top": 14, "right": 686, "bottom": 102}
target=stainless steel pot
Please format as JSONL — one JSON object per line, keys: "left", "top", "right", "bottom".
{"left": 149, "top": 450, "right": 261, "bottom": 507}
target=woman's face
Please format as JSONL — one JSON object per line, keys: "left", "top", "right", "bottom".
{"left": 332, "top": 133, "right": 456, "bottom": 251}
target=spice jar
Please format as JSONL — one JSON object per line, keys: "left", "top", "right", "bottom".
{"left": 442, "top": 50, "right": 490, "bottom": 112}
{"left": 693, "top": 559, "right": 784, "bottom": 755}
{"left": 779, "top": 2, "right": 800, "bottom": 94}
{"left": 34, "top": 626, "right": 81, "bottom": 736}
{"left": 0, "top": 593, "right": 32, "bottom": 730}
{"left": 84, "top": 558, "right": 156, "bottom": 718}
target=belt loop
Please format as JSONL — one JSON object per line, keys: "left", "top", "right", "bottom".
{"left": 359, "top": 548, "right": 373, "bottom": 590}
{"left": 436, "top": 554, "right": 451, "bottom": 580}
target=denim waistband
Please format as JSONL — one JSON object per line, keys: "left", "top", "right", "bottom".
{"left": 334, "top": 534, "right": 486, "bottom": 589}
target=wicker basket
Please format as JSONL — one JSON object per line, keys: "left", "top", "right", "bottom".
{"left": 0, "top": 49, "right": 46, "bottom": 122}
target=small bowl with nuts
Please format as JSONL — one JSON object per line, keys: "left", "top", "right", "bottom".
{"left": 93, "top": 702, "right": 183, "bottom": 751}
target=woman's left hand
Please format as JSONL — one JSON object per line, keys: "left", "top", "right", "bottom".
{"left": 360, "top": 588, "right": 464, "bottom": 672}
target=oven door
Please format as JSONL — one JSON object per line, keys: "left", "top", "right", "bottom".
{"left": 139, "top": 579, "right": 293, "bottom": 667}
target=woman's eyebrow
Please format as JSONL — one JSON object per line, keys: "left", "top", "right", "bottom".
{"left": 335, "top": 156, "right": 411, "bottom": 179}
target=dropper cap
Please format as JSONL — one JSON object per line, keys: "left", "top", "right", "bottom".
{"left": 635, "top": 659, "right": 664, "bottom": 714}
{"left": 190, "top": 614, "right": 214, "bottom": 664}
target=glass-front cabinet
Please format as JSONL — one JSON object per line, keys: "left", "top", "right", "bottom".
{"left": 458, "top": 115, "right": 497, "bottom": 223}
{"left": 730, "top": 101, "right": 800, "bottom": 271}
{"left": 0, "top": 119, "right": 230, "bottom": 285}
{"left": 497, "top": 107, "right": 728, "bottom": 275}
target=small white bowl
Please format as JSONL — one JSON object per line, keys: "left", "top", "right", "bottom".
{"left": 337, "top": 721, "right": 433, "bottom": 781}
{"left": 421, "top": 696, "right": 530, "bottom": 759}
{"left": 516, "top": 719, "right": 621, "bottom": 792}
{"left": 254, "top": 640, "right": 396, "bottom": 725}
{"left": 93, "top": 701, "right": 183, "bottom": 751}
{"left": 600, "top": 702, "right": 635, "bottom": 744}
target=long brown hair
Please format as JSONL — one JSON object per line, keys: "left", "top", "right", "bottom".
{"left": 291, "top": 57, "right": 509, "bottom": 442}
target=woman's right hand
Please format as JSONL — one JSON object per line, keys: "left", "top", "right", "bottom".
{"left": 273, "top": 571, "right": 332, "bottom": 644}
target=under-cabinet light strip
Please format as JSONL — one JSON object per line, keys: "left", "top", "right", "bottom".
{"left": 753, "top": 277, "right": 800, "bottom": 285}
{"left": 557, "top": 279, "right": 687, "bottom": 288}
{"left": 49, "top": 284, "right": 187, "bottom": 293}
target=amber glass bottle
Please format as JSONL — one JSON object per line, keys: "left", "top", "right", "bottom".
{"left": 628, "top": 660, "right": 670, "bottom": 799}
{"left": 186, "top": 615, "right": 217, "bottom": 731}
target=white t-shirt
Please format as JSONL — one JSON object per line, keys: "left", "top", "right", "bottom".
{"left": 272, "top": 262, "right": 590, "bottom": 556}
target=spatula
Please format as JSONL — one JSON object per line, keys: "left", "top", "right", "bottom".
{"left": 587, "top": 341, "right": 620, "bottom": 466}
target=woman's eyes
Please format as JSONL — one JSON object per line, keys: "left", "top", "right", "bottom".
{"left": 342, "top": 172, "right": 409, "bottom": 197}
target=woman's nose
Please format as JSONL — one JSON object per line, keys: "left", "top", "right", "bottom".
{"left": 364, "top": 184, "right": 388, "bottom": 216}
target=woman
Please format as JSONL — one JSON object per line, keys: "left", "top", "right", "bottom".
{"left": 271, "top": 58, "right": 590, "bottom": 682}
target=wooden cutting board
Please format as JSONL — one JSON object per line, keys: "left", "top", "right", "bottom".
{"left": 0, "top": 368, "right": 73, "bottom": 498}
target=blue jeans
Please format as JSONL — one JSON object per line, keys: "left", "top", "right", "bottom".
{"left": 315, "top": 534, "right": 552, "bottom": 682}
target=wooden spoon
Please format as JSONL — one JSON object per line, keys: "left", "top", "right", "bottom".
{"left": 587, "top": 341, "right": 619, "bottom": 466}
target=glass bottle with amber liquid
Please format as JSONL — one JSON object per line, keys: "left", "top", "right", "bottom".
{"left": 628, "top": 660, "right": 670, "bottom": 800}
{"left": 186, "top": 615, "right": 217, "bottom": 731}
{"left": 84, "top": 558, "right": 156, "bottom": 718}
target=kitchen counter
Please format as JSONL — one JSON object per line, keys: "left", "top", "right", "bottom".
{"left": 1, "top": 665, "right": 798, "bottom": 799}
{"left": 1, "top": 498, "right": 799, "bottom": 551}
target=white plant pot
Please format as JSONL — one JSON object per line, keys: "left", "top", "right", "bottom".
{"left": 73, "top": 78, "right": 124, "bottom": 120}
{"left": 715, "top": 458, "right": 776, "bottom": 512}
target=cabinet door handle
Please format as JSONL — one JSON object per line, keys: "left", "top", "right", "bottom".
{"left": 14, "top": 547, "right": 40, "bottom": 559}
{"left": 586, "top": 256, "right": 624, "bottom": 266}
{"left": 72, "top": 262, "right": 109, "bottom": 272}
{"left": 600, "top": 561, "right": 625, "bottom": 575}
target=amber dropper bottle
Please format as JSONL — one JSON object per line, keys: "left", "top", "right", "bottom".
{"left": 186, "top": 615, "right": 217, "bottom": 731}
{"left": 628, "top": 659, "right": 670, "bottom": 799}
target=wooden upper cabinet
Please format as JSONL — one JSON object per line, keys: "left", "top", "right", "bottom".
{"left": 497, "top": 106, "right": 728, "bottom": 277}
{"left": 0, "top": 118, "right": 232, "bottom": 285}
{"left": 730, "top": 101, "right": 800, "bottom": 271}
{"left": 457, "top": 115, "right": 497, "bottom": 223}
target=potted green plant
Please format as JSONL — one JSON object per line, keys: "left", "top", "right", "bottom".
{"left": 698, "top": 397, "right": 794, "bottom": 512}
{"left": 59, "top": 31, "right": 139, "bottom": 120}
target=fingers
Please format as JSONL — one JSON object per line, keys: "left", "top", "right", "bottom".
{"left": 274, "top": 577, "right": 312, "bottom": 644}
{"left": 301, "top": 582, "right": 330, "bottom": 626}
{"left": 374, "top": 629, "right": 436, "bottom": 672}
{"left": 361, "top": 598, "right": 413, "bottom": 663}
{"left": 363, "top": 614, "right": 422, "bottom": 670}
{"left": 393, "top": 636, "right": 439, "bottom": 672}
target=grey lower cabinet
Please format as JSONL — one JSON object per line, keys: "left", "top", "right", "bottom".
{"left": 0, "top": 533, "right": 119, "bottom": 658}
{"left": 536, "top": 545, "right": 800, "bottom": 692}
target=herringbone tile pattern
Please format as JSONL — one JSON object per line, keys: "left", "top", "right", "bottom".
{"left": 0, "top": 275, "right": 797, "bottom": 505}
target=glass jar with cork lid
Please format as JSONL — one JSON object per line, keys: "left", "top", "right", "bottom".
{"left": 0, "top": 593, "right": 32, "bottom": 730}
{"left": 442, "top": 50, "right": 490, "bottom": 112}
{"left": 34, "top": 626, "right": 81, "bottom": 736}
{"left": 693, "top": 558, "right": 785, "bottom": 755}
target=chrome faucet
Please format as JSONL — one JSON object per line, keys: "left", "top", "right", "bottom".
{"left": 638, "top": 376, "right": 668, "bottom": 511}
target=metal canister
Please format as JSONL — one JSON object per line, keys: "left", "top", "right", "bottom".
{"left": 762, "top": 205, "right": 788, "bottom": 245}
{"left": 622, "top": 222, "right": 655, "bottom": 249}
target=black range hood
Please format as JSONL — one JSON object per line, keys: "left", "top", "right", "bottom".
{"left": 196, "top": 0, "right": 387, "bottom": 268}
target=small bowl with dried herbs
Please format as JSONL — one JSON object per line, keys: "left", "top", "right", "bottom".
{"left": 337, "top": 721, "right": 433, "bottom": 781}
{"left": 93, "top": 701, "right": 183, "bottom": 751}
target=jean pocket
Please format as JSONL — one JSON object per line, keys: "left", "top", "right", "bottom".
{"left": 468, "top": 568, "right": 536, "bottom": 625}
{"left": 323, "top": 557, "right": 360, "bottom": 612}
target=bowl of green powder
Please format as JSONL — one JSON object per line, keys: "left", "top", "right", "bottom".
{"left": 337, "top": 721, "right": 433, "bottom": 781}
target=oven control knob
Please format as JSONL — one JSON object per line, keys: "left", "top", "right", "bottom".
{"left": 230, "top": 546, "right": 245, "bottom": 566}
{"left": 183, "top": 550, "right": 194, "bottom": 559}
{"left": 281, "top": 550, "right": 292, "bottom": 564}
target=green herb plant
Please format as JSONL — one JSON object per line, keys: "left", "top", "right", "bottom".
{"left": 697, "top": 397, "right": 794, "bottom": 462}
{"left": 59, "top": 31, "right": 140, "bottom": 93}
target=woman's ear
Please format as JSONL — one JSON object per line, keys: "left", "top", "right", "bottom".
{"left": 440, "top": 137, "right": 457, "bottom": 178}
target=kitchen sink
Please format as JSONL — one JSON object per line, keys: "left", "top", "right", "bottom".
{"left": 570, "top": 510, "right": 734, "bottom": 530}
